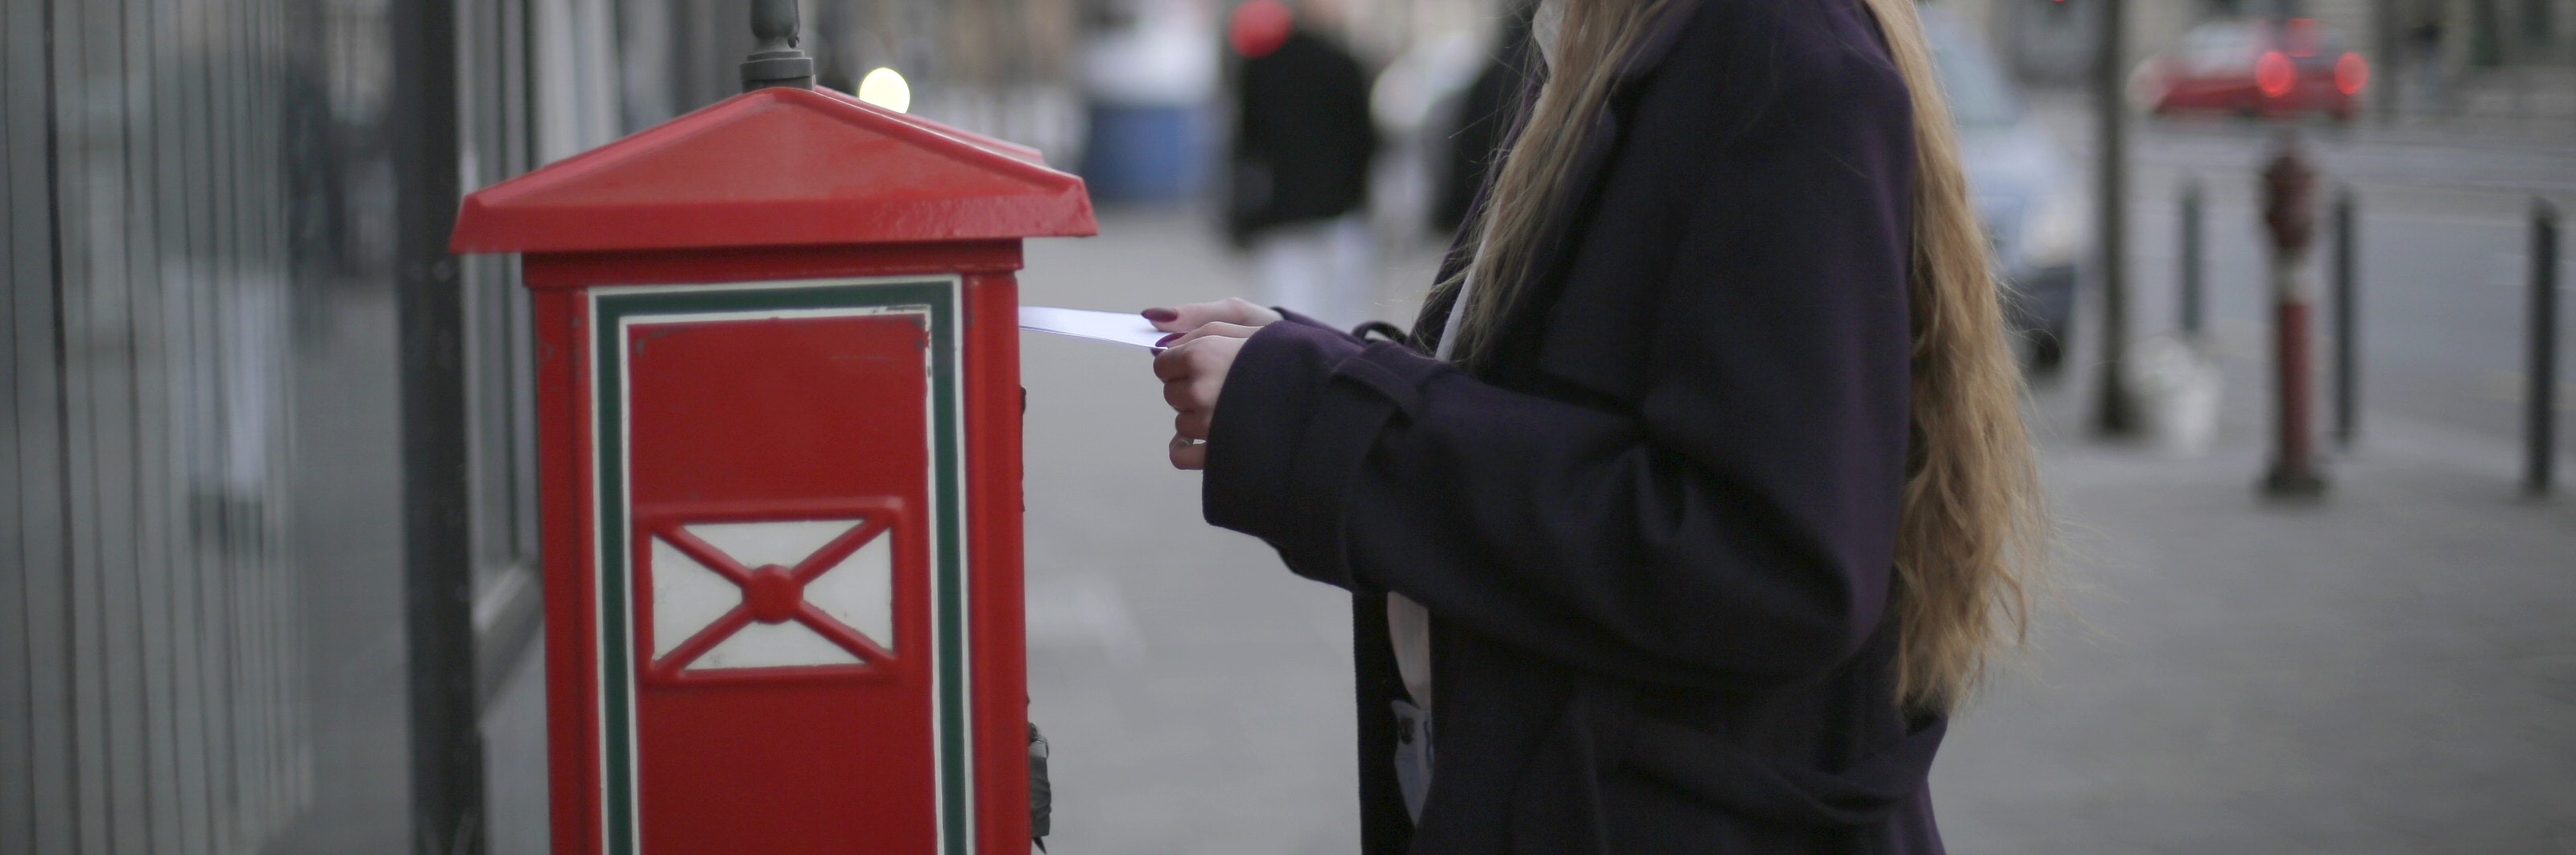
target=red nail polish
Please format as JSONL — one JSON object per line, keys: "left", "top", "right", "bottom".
{"left": 1155, "top": 332, "right": 1183, "bottom": 347}
{"left": 1141, "top": 308, "right": 1179, "bottom": 323}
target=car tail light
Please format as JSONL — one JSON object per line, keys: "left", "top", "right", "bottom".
{"left": 2257, "top": 51, "right": 2297, "bottom": 97}
{"left": 2335, "top": 52, "right": 2369, "bottom": 96}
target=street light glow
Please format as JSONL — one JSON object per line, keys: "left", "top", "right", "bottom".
{"left": 859, "top": 67, "right": 911, "bottom": 114}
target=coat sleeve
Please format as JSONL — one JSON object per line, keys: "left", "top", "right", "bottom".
{"left": 1202, "top": 27, "right": 1918, "bottom": 692}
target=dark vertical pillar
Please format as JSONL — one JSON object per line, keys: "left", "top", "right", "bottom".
{"left": 2182, "top": 179, "right": 2206, "bottom": 338}
{"left": 390, "top": 0, "right": 482, "bottom": 849}
{"left": 2529, "top": 200, "right": 2559, "bottom": 497}
{"left": 2333, "top": 188, "right": 2359, "bottom": 448}
{"left": 2095, "top": 0, "right": 2140, "bottom": 436}
{"left": 2473, "top": 0, "right": 2504, "bottom": 66}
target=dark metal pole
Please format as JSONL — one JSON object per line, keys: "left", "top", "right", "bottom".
{"left": 2182, "top": 179, "right": 2206, "bottom": 339}
{"left": 391, "top": 0, "right": 483, "bottom": 849}
{"left": 2529, "top": 200, "right": 2560, "bottom": 497}
{"left": 2333, "top": 188, "right": 2359, "bottom": 448}
{"left": 2095, "top": 0, "right": 2140, "bottom": 437}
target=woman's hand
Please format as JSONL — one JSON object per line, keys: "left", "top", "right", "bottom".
{"left": 1151, "top": 322, "right": 1261, "bottom": 470}
{"left": 1141, "top": 297, "right": 1282, "bottom": 335}
{"left": 1143, "top": 299, "right": 1279, "bottom": 469}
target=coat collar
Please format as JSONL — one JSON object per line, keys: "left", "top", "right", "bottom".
{"left": 1538, "top": 0, "right": 1701, "bottom": 83}
{"left": 1413, "top": 0, "right": 1704, "bottom": 357}
{"left": 1491, "top": 0, "right": 1704, "bottom": 347}
{"left": 1619, "top": 0, "right": 1704, "bottom": 81}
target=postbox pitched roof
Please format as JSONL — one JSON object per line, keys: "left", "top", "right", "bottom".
{"left": 451, "top": 86, "right": 1096, "bottom": 254}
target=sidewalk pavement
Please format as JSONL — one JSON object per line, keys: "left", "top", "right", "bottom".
{"left": 1939, "top": 384, "right": 2576, "bottom": 853}
{"left": 274, "top": 283, "right": 555, "bottom": 854}
{"left": 1013, "top": 209, "right": 2576, "bottom": 853}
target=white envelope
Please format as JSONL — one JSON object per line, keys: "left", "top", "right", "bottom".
{"left": 1018, "top": 306, "right": 1170, "bottom": 349}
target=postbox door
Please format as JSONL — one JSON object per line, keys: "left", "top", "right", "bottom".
{"left": 591, "top": 276, "right": 977, "bottom": 854}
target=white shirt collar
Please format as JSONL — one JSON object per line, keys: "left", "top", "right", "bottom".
{"left": 1533, "top": 0, "right": 1565, "bottom": 73}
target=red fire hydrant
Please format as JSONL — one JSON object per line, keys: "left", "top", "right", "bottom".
{"left": 2262, "top": 132, "right": 2328, "bottom": 498}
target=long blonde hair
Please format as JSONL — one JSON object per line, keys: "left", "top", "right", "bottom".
{"left": 1437, "top": 0, "right": 2046, "bottom": 713}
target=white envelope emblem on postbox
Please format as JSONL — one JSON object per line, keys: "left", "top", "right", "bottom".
{"left": 641, "top": 512, "right": 900, "bottom": 679}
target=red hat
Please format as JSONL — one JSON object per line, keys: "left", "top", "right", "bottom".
{"left": 1230, "top": 0, "right": 1294, "bottom": 59}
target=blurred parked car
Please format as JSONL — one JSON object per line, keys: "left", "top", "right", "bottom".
{"left": 2135, "top": 19, "right": 2370, "bottom": 122}
{"left": 1926, "top": 11, "right": 2088, "bottom": 371}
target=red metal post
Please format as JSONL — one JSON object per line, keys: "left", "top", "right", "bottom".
{"left": 2262, "top": 133, "right": 2329, "bottom": 498}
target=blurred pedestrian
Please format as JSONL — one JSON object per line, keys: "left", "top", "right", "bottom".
{"left": 1224, "top": 0, "right": 1380, "bottom": 328}
{"left": 2405, "top": 12, "right": 2447, "bottom": 116}
{"left": 1146, "top": 0, "right": 2049, "bottom": 852}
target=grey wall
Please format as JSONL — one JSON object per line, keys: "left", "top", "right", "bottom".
{"left": 1, "top": 0, "right": 646, "bottom": 845}
{"left": 2, "top": 0, "right": 313, "bottom": 851}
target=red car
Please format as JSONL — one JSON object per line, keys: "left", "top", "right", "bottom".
{"left": 2136, "top": 19, "right": 2370, "bottom": 121}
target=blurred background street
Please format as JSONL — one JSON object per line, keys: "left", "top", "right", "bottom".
{"left": 7, "top": 0, "right": 2576, "bottom": 852}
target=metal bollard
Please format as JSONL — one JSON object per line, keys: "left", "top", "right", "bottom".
{"left": 2529, "top": 200, "right": 2561, "bottom": 497}
{"left": 2261, "top": 134, "right": 2328, "bottom": 498}
{"left": 2332, "top": 188, "right": 2359, "bottom": 448}
{"left": 2182, "top": 179, "right": 2207, "bottom": 339}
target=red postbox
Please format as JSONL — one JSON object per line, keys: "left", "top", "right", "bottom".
{"left": 450, "top": 81, "right": 1095, "bottom": 853}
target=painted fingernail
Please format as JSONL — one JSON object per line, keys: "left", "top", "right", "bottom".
{"left": 1141, "top": 308, "right": 1179, "bottom": 323}
{"left": 1154, "top": 332, "right": 1183, "bottom": 347}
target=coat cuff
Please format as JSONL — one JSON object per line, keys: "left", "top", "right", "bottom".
{"left": 1204, "top": 322, "right": 1436, "bottom": 589}
{"left": 1274, "top": 308, "right": 1362, "bottom": 341}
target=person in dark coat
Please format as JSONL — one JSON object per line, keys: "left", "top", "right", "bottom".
{"left": 1146, "top": 0, "right": 2049, "bottom": 851}
{"left": 1227, "top": 0, "right": 1381, "bottom": 327}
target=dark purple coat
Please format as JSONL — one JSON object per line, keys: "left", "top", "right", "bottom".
{"left": 1202, "top": 0, "right": 1946, "bottom": 852}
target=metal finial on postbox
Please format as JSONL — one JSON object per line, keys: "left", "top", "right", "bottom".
{"left": 741, "top": 0, "right": 815, "bottom": 91}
